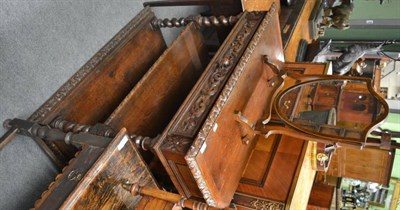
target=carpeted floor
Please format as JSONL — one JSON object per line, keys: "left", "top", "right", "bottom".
{"left": 0, "top": 1, "right": 205, "bottom": 209}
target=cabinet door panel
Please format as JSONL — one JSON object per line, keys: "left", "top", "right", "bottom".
{"left": 327, "top": 147, "right": 394, "bottom": 185}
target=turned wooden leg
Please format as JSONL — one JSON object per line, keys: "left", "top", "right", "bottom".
{"left": 121, "top": 181, "right": 236, "bottom": 210}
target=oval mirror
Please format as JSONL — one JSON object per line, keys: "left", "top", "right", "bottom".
{"left": 274, "top": 77, "right": 389, "bottom": 146}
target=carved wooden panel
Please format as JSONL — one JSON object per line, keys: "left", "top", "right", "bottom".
{"left": 185, "top": 5, "right": 285, "bottom": 208}
{"left": 234, "top": 194, "right": 285, "bottom": 210}
{"left": 154, "top": 9, "right": 266, "bottom": 202}
{"left": 170, "top": 13, "right": 264, "bottom": 139}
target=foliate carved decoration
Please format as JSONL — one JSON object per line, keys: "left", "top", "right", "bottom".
{"left": 151, "top": 13, "right": 242, "bottom": 28}
{"left": 161, "top": 136, "right": 192, "bottom": 153}
{"left": 250, "top": 199, "right": 285, "bottom": 210}
{"left": 177, "top": 12, "right": 263, "bottom": 136}
{"left": 29, "top": 7, "right": 155, "bottom": 123}
{"left": 185, "top": 4, "right": 276, "bottom": 207}
{"left": 187, "top": 158, "right": 217, "bottom": 207}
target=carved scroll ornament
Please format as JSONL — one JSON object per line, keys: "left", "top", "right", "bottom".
{"left": 177, "top": 12, "right": 264, "bottom": 136}
{"left": 250, "top": 199, "right": 285, "bottom": 210}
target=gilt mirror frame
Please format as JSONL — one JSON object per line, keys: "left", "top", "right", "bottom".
{"left": 273, "top": 74, "right": 389, "bottom": 148}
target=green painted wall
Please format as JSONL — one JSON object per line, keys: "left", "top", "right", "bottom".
{"left": 351, "top": 0, "right": 400, "bottom": 19}
{"left": 381, "top": 113, "right": 400, "bottom": 132}
{"left": 392, "top": 152, "right": 400, "bottom": 178}
{"left": 323, "top": 28, "right": 400, "bottom": 41}
{"left": 380, "top": 113, "right": 400, "bottom": 179}
{"left": 320, "top": 0, "right": 400, "bottom": 41}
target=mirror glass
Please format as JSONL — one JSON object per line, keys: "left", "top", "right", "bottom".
{"left": 277, "top": 79, "right": 386, "bottom": 140}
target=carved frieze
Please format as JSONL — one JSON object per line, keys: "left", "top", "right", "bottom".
{"left": 185, "top": 4, "right": 276, "bottom": 207}
{"left": 250, "top": 199, "right": 285, "bottom": 210}
{"left": 175, "top": 12, "right": 263, "bottom": 138}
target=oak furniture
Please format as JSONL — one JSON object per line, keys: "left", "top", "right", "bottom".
{"left": 0, "top": 7, "right": 167, "bottom": 168}
{"left": 32, "top": 129, "right": 160, "bottom": 209}
{"left": 1, "top": 1, "right": 395, "bottom": 210}
{"left": 327, "top": 147, "right": 395, "bottom": 185}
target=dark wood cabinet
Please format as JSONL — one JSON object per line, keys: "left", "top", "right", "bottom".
{"left": 312, "top": 83, "right": 340, "bottom": 111}
{"left": 0, "top": 1, "right": 394, "bottom": 209}
{"left": 155, "top": 7, "right": 288, "bottom": 208}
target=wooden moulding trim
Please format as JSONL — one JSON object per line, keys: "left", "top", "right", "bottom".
{"left": 184, "top": 4, "right": 277, "bottom": 207}
{"left": 233, "top": 192, "right": 285, "bottom": 210}
{"left": 170, "top": 14, "right": 261, "bottom": 138}
{"left": 29, "top": 7, "right": 157, "bottom": 123}
{"left": 153, "top": 8, "right": 263, "bottom": 199}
